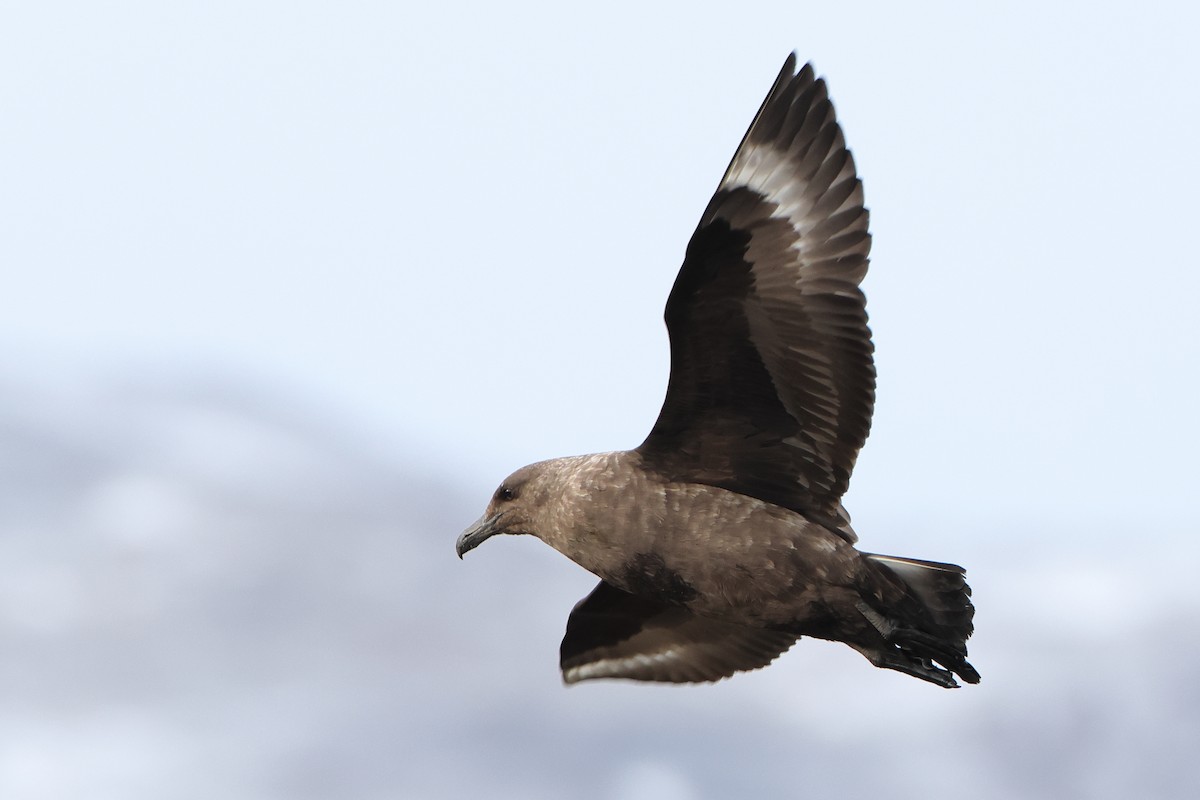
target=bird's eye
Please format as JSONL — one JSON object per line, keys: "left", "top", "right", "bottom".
{"left": 498, "top": 486, "right": 515, "bottom": 502}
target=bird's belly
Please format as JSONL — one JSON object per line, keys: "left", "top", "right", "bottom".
{"left": 597, "top": 502, "right": 856, "bottom": 627}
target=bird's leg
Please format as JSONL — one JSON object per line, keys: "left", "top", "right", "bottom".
{"left": 885, "top": 626, "right": 980, "bottom": 684}
{"left": 886, "top": 627, "right": 963, "bottom": 663}
{"left": 873, "top": 649, "right": 960, "bottom": 688}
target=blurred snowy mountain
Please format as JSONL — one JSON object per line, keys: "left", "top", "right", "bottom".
{"left": 1, "top": 369, "right": 1196, "bottom": 800}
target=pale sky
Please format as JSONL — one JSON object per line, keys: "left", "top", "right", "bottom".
{"left": 5, "top": 2, "right": 1197, "bottom": 523}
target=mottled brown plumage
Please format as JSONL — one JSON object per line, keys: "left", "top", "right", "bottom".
{"left": 456, "top": 55, "right": 978, "bottom": 688}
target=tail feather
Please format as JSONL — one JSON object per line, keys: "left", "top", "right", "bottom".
{"left": 868, "top": 554, "right": 976, "bottom": 635}
{"left": 862, "top": 553, "right": 979, "bottom": 686}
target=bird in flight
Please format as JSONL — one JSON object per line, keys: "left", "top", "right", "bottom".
{"left": 457, "top": 54, "right": 978, "bottom": 688}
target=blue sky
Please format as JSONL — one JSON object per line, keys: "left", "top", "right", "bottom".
{"left": 2, "top": 2, "right": 1199, "bottom": 798}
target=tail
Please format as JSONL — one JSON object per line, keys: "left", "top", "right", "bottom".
{"left": 857, "top": 553, "right": 979, "bottom": 688}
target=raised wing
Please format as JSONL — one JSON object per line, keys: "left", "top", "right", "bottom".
{"left": 560, "top": 581, "right": 796, "bottom": 684}
{"left": 637, "top": 54, "right": 873, "bottom": 517}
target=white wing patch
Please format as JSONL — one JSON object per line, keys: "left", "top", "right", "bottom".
{"left": 564, "top": 648, "right": 689, "bottom": 685}
{"left": 562, "top": 609, "right": 797, "bottom": 685}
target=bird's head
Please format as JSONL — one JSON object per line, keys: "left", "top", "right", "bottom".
{"left": 455, "top": 461, "right": 554, "bottom": 558}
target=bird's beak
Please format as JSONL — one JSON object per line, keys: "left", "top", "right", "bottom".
{"left": 456, "top": 513, "right": 503, "bottom": 559}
